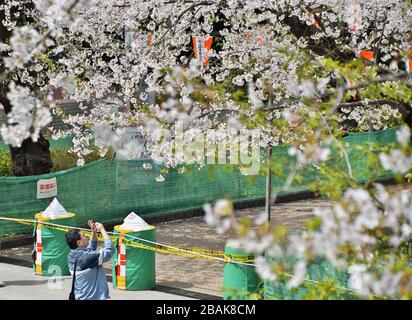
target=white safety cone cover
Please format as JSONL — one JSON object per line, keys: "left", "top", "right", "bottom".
{"left": 118, "top": 212, "right": 150, "bottom": 231}
{"left": 41, "top": 198, "right": 70, "bottom": 219}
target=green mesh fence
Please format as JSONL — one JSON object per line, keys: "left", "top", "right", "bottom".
{"left": 0, "top": 127, "right": 398, "bottom": 236}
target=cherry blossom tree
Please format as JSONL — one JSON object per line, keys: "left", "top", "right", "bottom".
{"left": 1, "top": 0, "right": 411, "bottom": 171}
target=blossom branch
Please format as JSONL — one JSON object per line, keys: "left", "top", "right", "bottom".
{"left": 154, "top": 1, "right": 214, "bottom": 46}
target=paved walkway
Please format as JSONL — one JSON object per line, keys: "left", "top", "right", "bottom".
{"left": 0, "top": 263, "right": 194, "bottom": 300}
{"left": 0, "top": 198, "right": 332, "bottom": 299}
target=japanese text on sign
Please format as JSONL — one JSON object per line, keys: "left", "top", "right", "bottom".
{"left": 37, "top": 177, "right": 57, "bottom": 199}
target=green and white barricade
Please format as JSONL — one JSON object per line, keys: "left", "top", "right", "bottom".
{"left": 264, "top": 256, "right": 352, "bottom": 300}
{"left": 223, "top": 242, "right": 263, "bottom": 300}
{"left": 112, "top": 225, "right": 156, "bottom": 290}
{"left": 33, "top": 212, "right": 76, "bottom": 276}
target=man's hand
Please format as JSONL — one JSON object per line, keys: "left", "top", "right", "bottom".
{"left": 94, "top": 222, "right": 110, "bottom": 241}
{"left": 88, "top": 219, "right": 98, "bottom": 241}
{"left": 88, "top": 220, "right": 97, "bottom": 232}
{"left": 94, "top": 222, "right": 105, "bottom": 232}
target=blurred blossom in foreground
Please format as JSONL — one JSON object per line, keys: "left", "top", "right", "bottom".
{"left": 203, "top": 199, "right": 234, "bottom": 234}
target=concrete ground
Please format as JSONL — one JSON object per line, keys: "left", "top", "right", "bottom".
{"left": 0, "top": 262, "right": 195, "bottom": 300}
{"left": 0, "top": 198, "right": 332, "bottom": 300}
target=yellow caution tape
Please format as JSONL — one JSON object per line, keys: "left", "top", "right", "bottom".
{"left": 166, "top": 246, "right": 224, "bottom": 257}
{"left": 0, "top": 216, "right": 366, "bottom": 296}
{"left": 121, "top": 239, "right": 223, "bottom": 261}
{"left": 0, "top": 216, "right": 34, "bottom": 227}
{"left": 0, "top": 216, "right": 252, "bottom": 263}
{"left": 224, "top": 254, "right": 255, "bottom": 263}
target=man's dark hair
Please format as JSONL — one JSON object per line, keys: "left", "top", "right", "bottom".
{"left": 65, "top": 229, "right": 81, "bottom": 249}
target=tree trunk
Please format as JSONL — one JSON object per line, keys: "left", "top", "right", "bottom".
{"left": 8, "top": 135, "right": 53, "bottom": 176}
{"left": 0, "top": 87, "right": 53, "bottom": 176}
{"left": 1, "top": 5, "right": 53, "bottom": 176}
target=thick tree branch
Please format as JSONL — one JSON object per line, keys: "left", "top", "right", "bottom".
{"left": 338, "top": 99, "right": 412, "bottom": 132}
{"left": 265, "top": 9, "right": 355, "bottom": 62}
{"left": 154, "top": 1, "right": 213, "bottom": 46}
{"left": 193, "top": 97, "right": 412, "bottom": 130}
{"left": 320, "top": 72, "right": 411, "bottom": 102}
{"left": 338, "top": 99, "right": 410, "bottom": 117}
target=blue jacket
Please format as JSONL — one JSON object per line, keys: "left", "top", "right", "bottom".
{"left": 68, "top": 238, "right": 114, "bottom": 300}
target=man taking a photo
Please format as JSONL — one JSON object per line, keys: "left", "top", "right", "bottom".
{"left": 65, "top": 220, "right": 114, "bottom": 300}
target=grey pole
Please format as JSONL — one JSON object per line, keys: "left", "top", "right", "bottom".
{"left": 0, "top": 281, "right": 5, "bottom": 288}
{"left": 265, "top": 146, "right": 273, "bottom": 222}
